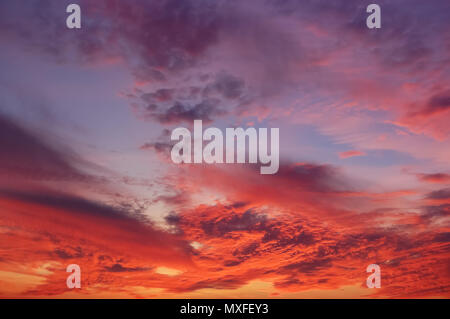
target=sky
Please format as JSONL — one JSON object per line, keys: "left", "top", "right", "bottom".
{"left": 0, "top": 0, "right": 449, "bottom": 298}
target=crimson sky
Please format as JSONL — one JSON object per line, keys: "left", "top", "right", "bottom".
{"left": 0, "top": 0, "right": 449, "bottom": 298}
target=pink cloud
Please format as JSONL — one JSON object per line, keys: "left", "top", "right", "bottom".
{"left": 339, "top": 150, "right": 366, "bottom": 159}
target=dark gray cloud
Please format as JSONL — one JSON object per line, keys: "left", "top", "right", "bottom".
{"left": 0, "top": 113, "right": 94, "bottom": 183}
{"left": 53, "top": 246, "right": 85, "bottom": 260}
{"left": 204, "top": 73, "right": 245, "bottom": 100}
{"left": 104, "top": 263, "right": 150, "bottom": 273}
{"left": 200, "top": 209, "right": 268, "bottom": 236}
{"left": 0, "top": 188, "right": 143, "bottom": 222}
{"left": 140, "top": 141, "right": 173, "bottom": 154}
{"left": 426, "top": 188, "right": 450, "bottom": 200}
{"left": 433, "top": 232, "right": 450, "bottom": 243}
{"left": 420, "top": 204, "right": 450, "bottom": 226}
{"left": 150, "top": 99, "right": 225, "bottom": 124}
{"left": 423, "top": 91, "right": 450, "bottom": 116}
{"left": 282, "top": 258, "right": 332, "bottom": 274}
{"left": 136, "top": 72, "right": 246, "bottom": 124}
{"left": 274, "top": 162, "right": 353, "bottom": 194}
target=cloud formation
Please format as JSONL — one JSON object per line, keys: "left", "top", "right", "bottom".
{"left": 0, "top": 0, "right": 449, "bottom": 298}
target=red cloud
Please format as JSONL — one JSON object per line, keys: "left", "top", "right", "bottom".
{"left": 417, "top": 173, "right": 450, "bottom": 184}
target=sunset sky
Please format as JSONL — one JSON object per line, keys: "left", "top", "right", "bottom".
{"left": 0, "top": 0, "right": 449, "bottom": 298}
